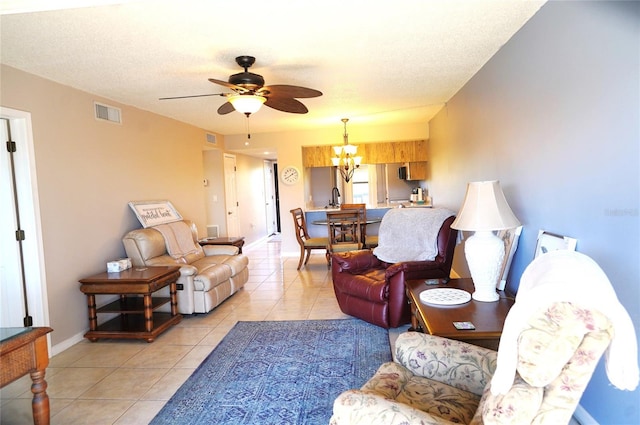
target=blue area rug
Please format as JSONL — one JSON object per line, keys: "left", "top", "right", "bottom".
{"left": 150, "top": 319, "right": 391, "bottom": 425}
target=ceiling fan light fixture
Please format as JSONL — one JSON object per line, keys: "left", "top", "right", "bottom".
{"left": 228, "top": 94, "right": 266, "bottom": 115}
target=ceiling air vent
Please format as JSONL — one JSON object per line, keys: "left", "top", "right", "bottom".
{"left": 94, "top": 102, "right": 122, "bottom": 124}
{"left": 206, "top": 133, "right": 217, "bottom": 145}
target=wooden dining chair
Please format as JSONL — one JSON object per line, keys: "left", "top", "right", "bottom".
{"left": 340, "top": 203, "right": 378, "bottom": 248}
{"left": 290, "top": 208, "right": 329, "bottom": 270}
{"left": 326, "top": 210, "right": 363, "bottom": 267}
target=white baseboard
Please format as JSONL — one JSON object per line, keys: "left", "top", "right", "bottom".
{"left": 51, "top": 330, "right": 85, "bottom": 357}
{"left": 572, "top": 404, "right": 598, "bottom": 425}
{"left": 242, "top": 236, "right": 269, "bottom": 251}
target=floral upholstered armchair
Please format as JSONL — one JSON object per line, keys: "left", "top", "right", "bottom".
{"left": 331, "top": 251, "right": 639, "bottom": 425}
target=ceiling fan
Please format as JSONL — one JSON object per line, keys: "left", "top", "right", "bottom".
{"left": 159, "top": 55, "right": 322, "bottom": 116}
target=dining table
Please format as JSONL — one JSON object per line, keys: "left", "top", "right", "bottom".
{"left": 311, "top": 218, "right": 382, "bottom": 226}
{"left": 311, "top": 217, "right": 382, "bottom": 245}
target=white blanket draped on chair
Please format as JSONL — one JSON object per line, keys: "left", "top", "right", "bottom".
{"left": 373, "top": 208, "right": 455, "bottom": 263}
{"left": 491, "top": 250, "right": 639, "bottom": 394}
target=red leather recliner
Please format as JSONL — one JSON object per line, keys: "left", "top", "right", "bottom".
{"left": 330, "top": 215, "right": 458, "bottom": 328}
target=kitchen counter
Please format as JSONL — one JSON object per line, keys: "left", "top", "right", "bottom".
{"left": 305, "top": 207, "right": 388, "bottom": 238}
{"left": 305, "top": 202, "right": 431, "bottom": 212}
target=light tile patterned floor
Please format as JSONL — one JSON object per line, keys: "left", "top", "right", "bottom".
{"left": 0, "top": 236, "right": 404, "bottom": 425}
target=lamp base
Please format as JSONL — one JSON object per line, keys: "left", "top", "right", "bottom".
{"left": 464, "top": 230, "right": 505, "bottom": 302}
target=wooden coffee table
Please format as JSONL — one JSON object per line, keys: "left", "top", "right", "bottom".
{"left": 405, "top": 278, "right": 514, "bottom": 350}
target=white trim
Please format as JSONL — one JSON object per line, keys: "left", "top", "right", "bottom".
{"left": 242, "top": 236, "right": 269, "bottom": 252}
{"left": 0, "top": 107, "right": 50, "bottom": 328}
{"left": 51, "top": 330, "right": 86, "bottom": 357}
{"left": 572, "top": 404, "right": 599, "bottom": 425}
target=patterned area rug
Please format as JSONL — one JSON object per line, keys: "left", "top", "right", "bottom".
{"left": 151, "top": 319, "right": 391, "bottom": 425}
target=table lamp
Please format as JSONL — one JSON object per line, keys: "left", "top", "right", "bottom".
{"left": 451, "top": 180, "right": 521, "bottom": 302}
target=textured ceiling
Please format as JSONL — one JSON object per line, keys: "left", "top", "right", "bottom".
{"left": 0, "top": 0, "right": 545, "bottom": 136}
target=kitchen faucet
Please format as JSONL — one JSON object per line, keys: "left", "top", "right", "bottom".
{"left": 331, "top": 187, "right": 340, "bottom": 207}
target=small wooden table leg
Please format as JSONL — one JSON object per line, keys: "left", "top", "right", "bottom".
{"left": 86, "top": 294, "right": 97, "bottom": 331}
{"left": 169, "top": 282, "right": 178, "bottom": 316}
{"left": 143, "top": 294, "right": 153, "bottom": 333}
{"left": 30, "top": 369, "right": 49, "bottom": 425}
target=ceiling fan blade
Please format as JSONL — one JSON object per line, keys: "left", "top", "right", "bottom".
{"left": 264, "top": 97, "right": 309, "bottom": 114}
{"left": 260, "top": 85, "right": 322, "bottom": 98}
{"left": 217, "top": 101, "right": 235, "bottom": 115}
{"left": 159, "top": 93, "right": 225, "bottom": 100}
{"left": 208, "top": 78, "right": 249, "bottom": 93}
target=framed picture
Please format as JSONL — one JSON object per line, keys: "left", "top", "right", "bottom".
{"left": 497, "top": 226, "right": 522, "bottom": 291}
{"left": 128, "top": 200, "right": 182, "bottom": 228}
{"left": 534, "top": 230, "right": 577, "bottom": 259}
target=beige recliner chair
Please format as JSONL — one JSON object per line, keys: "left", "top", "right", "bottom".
{"left": 123, "top": 220, "right": 249, "bottom": 314}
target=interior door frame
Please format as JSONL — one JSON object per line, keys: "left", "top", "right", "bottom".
{"left": 0, "top": 107, "right": 49, "bottom": 330}
{"left": 263, "top": 160, "right": 277, "bottom": 235}
{"left": 223, "top": 153, "right": 240, "bottom": 237}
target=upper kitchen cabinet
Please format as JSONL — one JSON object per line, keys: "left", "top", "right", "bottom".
{"left": 302, "top": 145, "right": 333, "bottom": 167}
{"left": 399, "top": 161, "right": 428, "bottom": 180}
{"left": 390, "top": 140, "right": 427, "bottom": 163}
{"left": 302, "top": 140, "right": 427, "bottom": 167}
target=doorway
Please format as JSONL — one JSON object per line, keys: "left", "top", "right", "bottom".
{"left": 0, "top": 108, "right": 49, "bottom": 328}
{"left": 263, "top": 160, "right": 277, "bottom": 235}
{"left": 223, "top": 153, "right": 240, "bottom": 237}
{"left": 273, "top": 162, "right": 281, "bottom": 233}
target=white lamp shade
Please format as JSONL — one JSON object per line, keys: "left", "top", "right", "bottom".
{"left": 343, "top": 144, "right": 358, "bottom": 155}
{"left": 228, "top": 94, "right": 266, "bottom": 114}
{"left": 451, "top": 180, "right": 520, "bottom": 231}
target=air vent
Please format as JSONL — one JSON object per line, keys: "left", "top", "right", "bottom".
{"left": 207, "top": 225, "right": 219, "bottom": 238}
{"left": 94, "top": 102, "right": 122, "bottom": 124}
{"left": 206, "top": 133, "right": 217, "bottom": 145}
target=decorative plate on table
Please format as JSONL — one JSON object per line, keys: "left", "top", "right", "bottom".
{"left": 419, "top": 288, "right": 471, "bottom": 306}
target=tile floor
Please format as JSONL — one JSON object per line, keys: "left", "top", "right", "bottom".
{"left": 1, "top": 236, "right": 406, "bottom": 425}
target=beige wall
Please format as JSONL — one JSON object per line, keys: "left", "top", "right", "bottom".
{"left": 1, "top": 65, "right": 218, "bottom": 348}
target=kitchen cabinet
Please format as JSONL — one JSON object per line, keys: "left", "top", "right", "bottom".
{"left": 403, "top": 161, "right": 428, "bottom": 180}
{"left": 302, "top": 145, "right": 333, "bottom": 167}
{"left": 302, "top": 140, "right": 427, "bottom": 167}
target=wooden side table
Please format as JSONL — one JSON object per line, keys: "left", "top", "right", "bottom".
{"left": 199, "top": 236, "right": 245, "bottom": 253}
{"left": 405, "top": 278, "right": 514, "bottom": 350}
{"left": 79, "top": 266, "right": 181, "bottom": 342}
{"left": 1, "top": 327, "right": 53, "bottom": 425}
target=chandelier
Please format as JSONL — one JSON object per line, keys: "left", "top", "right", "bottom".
{"left": 331, "top": 118, "right": 362, "bottom": 183}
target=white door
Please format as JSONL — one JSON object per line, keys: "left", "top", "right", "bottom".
{"left": 264, "top": 161, "right": 276, "bottom": 235}
{"left": 223, "top": 154, "right": 240, "bottom": 237}
{"left": 0, "top": 108, "right": 48, "bottom": 328}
